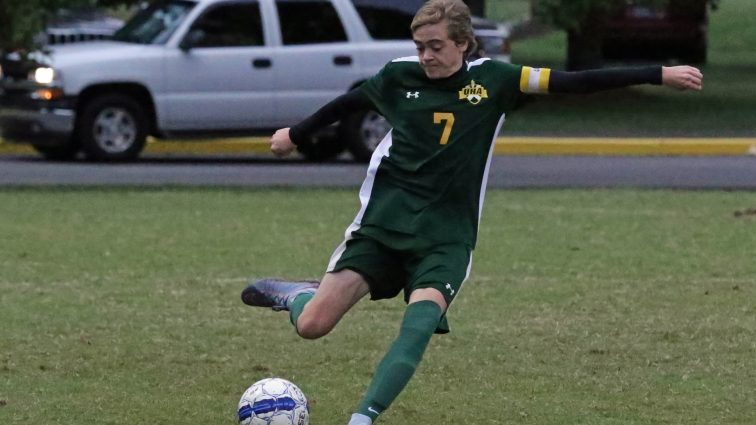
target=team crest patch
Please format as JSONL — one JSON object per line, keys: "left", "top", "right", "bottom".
{"left": 458, "top": 80, "right": 488, "bottom": 105}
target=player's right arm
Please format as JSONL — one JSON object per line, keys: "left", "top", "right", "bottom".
{"left": 269, "top": 127, "right": 297, "bottom": 157}
{"left": 270, "top": 60, "right": 397, "bottom": 157}
{"left": 661, "top": 66, "right": 704, "bottom": 91}
{"left": 269, "top": 88, "right": 375, "bottom": 157}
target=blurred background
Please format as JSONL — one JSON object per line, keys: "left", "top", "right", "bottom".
{"left": 1, "top": 0, "right": 754, "bottom": 162}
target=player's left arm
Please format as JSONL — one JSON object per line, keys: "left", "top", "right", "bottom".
{"left": 519, "top": 65, "right": 703, "bottom": 95}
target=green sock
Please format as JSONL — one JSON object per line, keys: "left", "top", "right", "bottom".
{"left": 288, "top": 293, "right": 313, "bottom": 327}
{"left": 357, "top": 300, "right": 442, "bottom": 421}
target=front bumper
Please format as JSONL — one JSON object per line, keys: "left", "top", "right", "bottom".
{"left": 0, "top": 86, "right": 76, "bottom": 146}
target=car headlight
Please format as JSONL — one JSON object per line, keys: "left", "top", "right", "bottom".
{"left": 30, "top": 67, "right": 56, "bottom": 84}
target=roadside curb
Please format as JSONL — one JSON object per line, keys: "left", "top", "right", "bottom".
{"left": 2, "top": 137, "right": 755, "bottom": 157}
{"left": 492, "top": 137, "right": 756, "bottom": 156}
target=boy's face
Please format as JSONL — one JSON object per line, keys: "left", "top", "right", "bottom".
{"left": 413, "top": 20, "right": 468, "bottom": 79}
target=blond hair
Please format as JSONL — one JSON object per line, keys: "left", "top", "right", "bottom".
{"left": 411, "top": 0, "right": 477, "bottom": 57}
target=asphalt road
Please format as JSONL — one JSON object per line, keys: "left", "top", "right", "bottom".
{"left": 1, "top": 153, "right": 755, "bottom": 189}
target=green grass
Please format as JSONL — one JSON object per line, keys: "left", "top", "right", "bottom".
{"left": 487, "top": 0, "right": 531, "bottom": 22}
{"left": 487, "top": 0, "right": 756, "bottom": 137}
{"left": 1, "top": 188, "right": 755, "bottom": 424}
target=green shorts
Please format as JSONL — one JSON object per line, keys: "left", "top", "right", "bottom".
{"left": 327, "top": 225, "right": 472, "bottom": 334}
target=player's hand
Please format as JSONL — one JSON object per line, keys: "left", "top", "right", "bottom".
{"left": 270, "top": 128, "right": 296, "bottom": 157}
{"left": 662, "top": 66, "right": 703, "bottom": 91}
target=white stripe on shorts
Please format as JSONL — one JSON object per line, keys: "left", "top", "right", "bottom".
{"left": 326, "top": 130, "right": 394, "bottom": 272}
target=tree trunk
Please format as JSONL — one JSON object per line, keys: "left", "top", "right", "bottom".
{"left": 463, "top": 0, "right": 485, "bottom": 17}
{"left": 566, "top": 8, "right": 605, "bottom": 70}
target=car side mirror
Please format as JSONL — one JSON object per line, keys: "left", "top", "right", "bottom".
{"left": 180, "top": 29, "right": 205, "bottom": 51}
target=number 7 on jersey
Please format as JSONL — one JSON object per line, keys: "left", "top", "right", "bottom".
{"left": 433, "top": 112, "right": 455, "bottom": 145}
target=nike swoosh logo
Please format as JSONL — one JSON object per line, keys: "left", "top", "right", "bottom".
{"left": 368, "top": 407, "right": 380, "bottom": 415}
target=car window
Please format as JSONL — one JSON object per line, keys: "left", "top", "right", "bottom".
{"left": 276, "top": 0, "right": 347, "bottom": 45}
{"left": 113, "top": 0, "right": 195, "bottom": 44}
{"left": 188, "top": 2, "right": 264, "bottom": 47}
{"left": 352, "top": 0, "right": 421, "bottom": 40}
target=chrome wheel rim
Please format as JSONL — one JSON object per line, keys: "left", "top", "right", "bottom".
{"left": 93, "top": 107, "right": 137, "bottom": 153}
{"left": 359, "top": 111, "right": 390, "bottom": 152}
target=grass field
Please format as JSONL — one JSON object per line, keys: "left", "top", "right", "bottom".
{"left": 1, "top": 188, "right": 755, "bottom": 424}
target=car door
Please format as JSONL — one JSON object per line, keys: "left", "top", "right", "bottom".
{"left": 162, "top": 0, "right": 275, "bottom": 130}
{"left": 268, "top": 0, "right": 358, "bottom": 126}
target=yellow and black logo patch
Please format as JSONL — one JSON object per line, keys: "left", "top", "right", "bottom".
{"left": 458, "top": 80, "right": 488, "bottom": 105}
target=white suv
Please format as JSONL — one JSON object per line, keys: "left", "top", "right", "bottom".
{"left": 0, "top": 0, "right": 509, "bottom": 161}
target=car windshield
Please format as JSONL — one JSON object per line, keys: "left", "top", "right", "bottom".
{"left": 112, "top": 0, "right": 195, "bottom": 44}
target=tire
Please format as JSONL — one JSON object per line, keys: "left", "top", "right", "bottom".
{"left": 296, "top": 132, "right": 346, "bottom": 162}
{"left": 682, "top": 37, "right": 707, "bottom": 64}
{"left": 32, "top": 143, "right": 80, "bottom": 161}
{"left": 77, "top": 94, "right": 148, "bottom": 161}
{"left": 339, "top": 110, "right": 391, "bottom": 163}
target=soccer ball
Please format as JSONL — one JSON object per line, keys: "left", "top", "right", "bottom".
{"left": 237, "top": 377, "right": 310, "bottom": 425}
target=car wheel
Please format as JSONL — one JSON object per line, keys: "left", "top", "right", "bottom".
{"left": 682, "top": 37, "right": 707, "bottom": 64}
{"left": 77, "top": 94, "right": 148, "bottom": 161}
{"left": 296, "top": 132, "right": 346, "bottom": 162}
{"left": 340, "top": 110, "right": 391, "bottom": 163}
{"left": 32, "top": 143, "right": 80, "bottom": 161}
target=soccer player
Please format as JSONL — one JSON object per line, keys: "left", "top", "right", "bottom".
{"left": 241, "top": 1, "right": 703, "bottom": 423}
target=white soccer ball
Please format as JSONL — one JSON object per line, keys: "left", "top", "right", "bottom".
{"left": 237, "top": 377, "right": 310, "bottom": 425}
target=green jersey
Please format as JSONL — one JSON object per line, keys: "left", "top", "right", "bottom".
{"left": 355, "top": 57, "right": 527, "bottom": 248}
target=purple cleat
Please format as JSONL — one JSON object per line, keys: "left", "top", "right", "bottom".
{"left": 241, "top": 278, "right": 319, "bottom": 311}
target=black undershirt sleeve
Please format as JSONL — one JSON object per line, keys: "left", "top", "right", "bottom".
{"left": 289, "top": 87, "right": 374, "bottom": 146}
{"left": 548, "top": 66, "right": 663, "bottom": 94}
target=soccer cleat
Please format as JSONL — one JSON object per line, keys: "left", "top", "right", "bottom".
{"left": 241, "top": 278, "right": 318, "bottom": 311}
{"left": 348, "top": 413, "right": 373, "bottom": 425}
